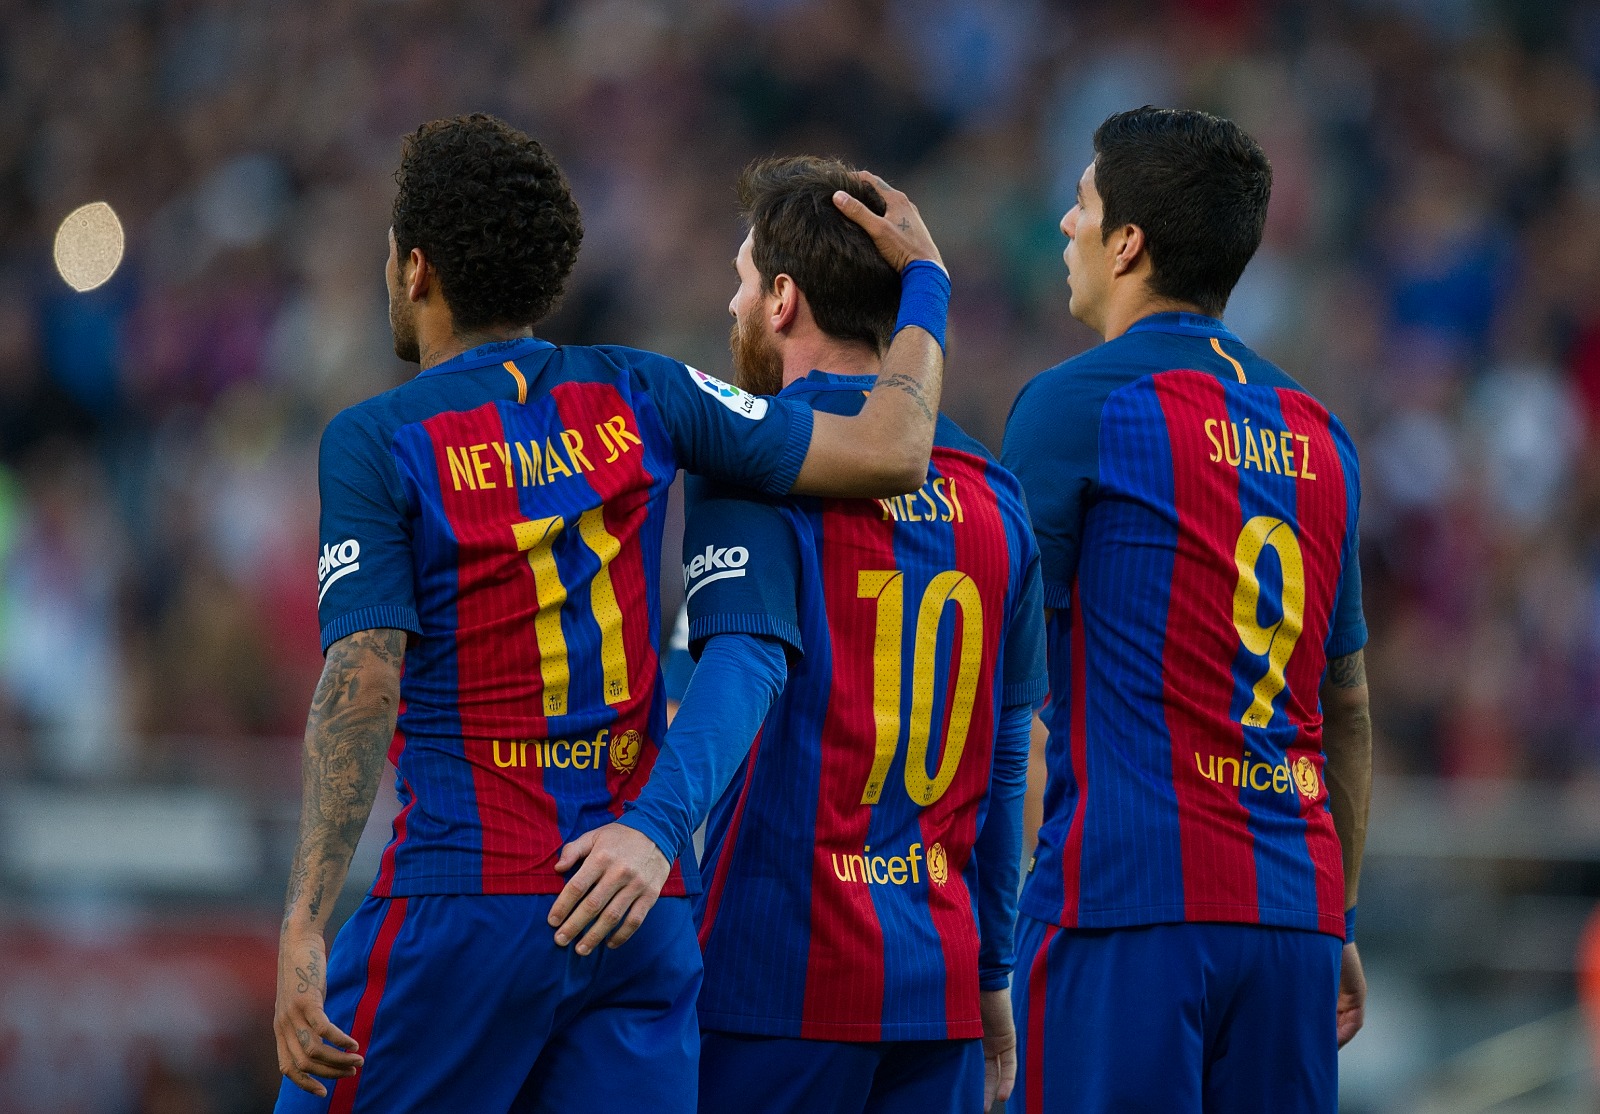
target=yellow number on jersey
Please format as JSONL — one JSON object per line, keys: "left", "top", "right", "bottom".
{"left": 856, "top": 569, "right": 985, "bottom": 807}
{"left": 1232, "top": 516, "right": 1305, "bottom": 728}
{"left": 513, "top": 509, "right": 631, "bottom": 718}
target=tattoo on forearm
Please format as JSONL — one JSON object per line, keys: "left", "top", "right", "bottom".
{"left": 878, "top": 372, "right": 935, "bottom": 423}
{"left": 1328, "top": 651, "right": 1366, "bottom": 689}
{"left": 284, "top": 628, "right": 405, "bottom": 924}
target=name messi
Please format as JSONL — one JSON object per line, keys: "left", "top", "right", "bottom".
{"left": 1203, "top": 418, "right": 1318, "bottom": 480}
{"left": 445, "top": 414, "right": 643, "bottom": 492}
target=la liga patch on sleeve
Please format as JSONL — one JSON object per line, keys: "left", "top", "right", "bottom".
{"left": 687, "top": 366, "right": 769, "bottom": 420}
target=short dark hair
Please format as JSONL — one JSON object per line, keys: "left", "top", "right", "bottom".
{"left": 738, "top": 156, "right": 900, "bottom": 353}
{"left": 392, "top": 114, "right": 584, "bottom": 332}
{"left": 1092, "top": 107, "right": 1271, "bottom": 318}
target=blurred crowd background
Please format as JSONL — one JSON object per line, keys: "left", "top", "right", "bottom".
{"left": 3, "top": 0, "right": 1600, "bottom": 1110}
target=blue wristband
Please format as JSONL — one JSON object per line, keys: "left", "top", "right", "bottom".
{"left": 893, "top": 259, "right": 951, "bottom": 352}
{"left": 1344, "top": 905, "right": 1357, "bottom": 943}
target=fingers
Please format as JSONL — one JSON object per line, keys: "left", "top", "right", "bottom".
{"left": 996, "top": 1047, "right": 1017, "bottom": 1104}
{"left": 276, "top": 1008, "right": 363, "bottom": 1097}
{"left": 575, "top": 886, "right": 637, "bottom": 955}
{"left": 552, "top": 859, "right": 623, "bottom": 948}
{"left": 606, "top": 888, "right": 658, "bottom": 949}
{"left": 548, "top": 853, "right": 607, "bottom": 935}
{"left": 554, "top": 830, "right": 595, "bottom": 874}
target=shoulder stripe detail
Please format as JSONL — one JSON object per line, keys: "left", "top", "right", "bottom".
{"left": 503, "top": 360, "right": 528, "bottom": 404}
{"left": 1211, "top": 337, "right": 1246, "bottom": 384}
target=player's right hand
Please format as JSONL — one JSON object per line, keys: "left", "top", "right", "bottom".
{"left": 1337, "top": 942, "right": 1367, "bottom": 1047}
{"left": 275, "top": 923, "right": 363, "bottom": 1097}
{"left": 833, "top": 172, "right": 946, "bottom": 275}
{"left": 979, "top": 986, "right": 1018, "bottom": 1110}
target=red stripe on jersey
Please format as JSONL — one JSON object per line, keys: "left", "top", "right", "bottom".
{"left": 920, "top": 452, "right": 1005, "bottom": 1035}
{"left": 328, "top": 897, "right": 408, "bottom": 1114}
{"left": 1275, "top": 390, "right": 1351, "bottom": 931}
{"left": 1153, "top": 372, "right": 1259, "bottom": 921}
{"left": 699, "top": 728, "right": 763, "bottom": 948}
{"left": 426, "top": 403, "right": 561, "bottom": 890}
{"left": 549, "top": 383, "right": 660, "bottom": 816}
{"left": 1025, "top": 924, "right": 1058, "bottom": 1114}
{"left": 1057, "top": 588, "right": 1090, "bottom": 926}
{"left": 373, "top": 712, "right": 409, "bottom": 896}
{"left": 801, "top": 503, "right": 894, "bottom": 1041}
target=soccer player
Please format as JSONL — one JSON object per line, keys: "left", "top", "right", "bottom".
{"left": 271, "top": 115, "right": 952, "bottom": 1113}
{"left": 548, "top": 156, "right": 1048, "bottom": 1114}
{"left": 1000, "top": 108, "right": 1372, "bottom": 1113}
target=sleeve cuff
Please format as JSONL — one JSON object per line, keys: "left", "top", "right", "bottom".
{"left": 320, "top": 605, "right": 422, "bottom": 653}
{"left": 766, "top": 402, "right": 815, "bottom": 496}
{"left": 688, "top": 614, "right": 804, "bottom": 661}
{"left": 979, "top": 969, "right": 1011, "bottom": 991}
{"left": 1326, "top": 621, "right": 1369, "bottom": 660}
{"left": 1003, "top": 675, "right": 1049, "bottom": 710}
{"left": 1042, "top": 581, "right": 1072, "bottom": 611}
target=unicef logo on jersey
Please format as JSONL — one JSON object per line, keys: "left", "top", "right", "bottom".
{"left": 317, "top": 539, "right": 361, "bottom": 604}
{"left": 686, "top": 366, "right": 769, "bottom": 420}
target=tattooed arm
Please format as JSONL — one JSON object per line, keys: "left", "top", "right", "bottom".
{"left": 274, "top": 627, "right": 405, "bottom": 1096}
{"left": 791, "top": 173, "right": 947, "bottom": 497}
{"left": 1321, "top": 648, "right": 1372, "bottom": 1047}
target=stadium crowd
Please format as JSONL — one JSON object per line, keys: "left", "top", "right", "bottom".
{"left": 1, "top": 0, "right": 1599, "bottom": 795}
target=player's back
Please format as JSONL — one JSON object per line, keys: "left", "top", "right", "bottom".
{"left": 316, "top": 337, "right": 814, "bottom": 898}
{"left": 690, "top": 371, "right": 1043, "bottom": 1042}
{"left": 1004, "top": 314, "right": 1365, "bottom": 939}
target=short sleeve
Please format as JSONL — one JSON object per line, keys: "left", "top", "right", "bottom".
{"left": 1002, "top": 556, "right": 1049, "bottom": 708}
{"left": 316, "top": 408, "right": 422, "bottom": 652}
{"left": 1001, "top": 369, "right": 1101, "bottom": 610}
{"left": 613, "top": 348, "right": 815, "bottom": 496}
{"left": 682, "top": 483, "right": 804, "bottom": 661}
{"left": 1325, "top": 535, "right": 1368, "bottom": 659}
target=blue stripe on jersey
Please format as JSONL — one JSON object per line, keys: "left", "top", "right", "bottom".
{"left": 697, "top": 499, "right": 830, "bottom": 1028}
{"left": 1077, "top": 377, "right": 1184, "bottom": 915}
{"left": 390, "top": 420, "right": 481, "bottom": 886}
{"left": 1221, "top": 385, "right": 1319, "bottom": 922}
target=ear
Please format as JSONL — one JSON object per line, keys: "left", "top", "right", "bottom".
{"left": 1110, "top": 224, "right": 1147, "bottom": 279}
{"left": 769, "top": 273, "right": 801, "bottom": 333}
{"left": 406, "top": 248, "right": 432, "bottom": 303}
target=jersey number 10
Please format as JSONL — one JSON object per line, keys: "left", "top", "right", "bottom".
{"left": 856, "top": 570, "right": 984, "bottom": 808}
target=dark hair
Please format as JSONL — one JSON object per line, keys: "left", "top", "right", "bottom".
{"left": 738, "top": 156, "right": 900, "bottom": 353}
{"left": 392, "top": 114, "right": 583, "bottom": 332}
{"left": 1092, "top": 107, "right": 1271, "bottom": 318}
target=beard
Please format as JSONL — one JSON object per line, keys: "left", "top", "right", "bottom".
{"left": 728, "top": 311, "right": 784, "bottom": 397}
{"left": 390, "top": 283, "right": 420, "bottom": 364}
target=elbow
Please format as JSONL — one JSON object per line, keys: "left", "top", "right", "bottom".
{"left": 877, "top": 446, "right": 931, "bottom": 496}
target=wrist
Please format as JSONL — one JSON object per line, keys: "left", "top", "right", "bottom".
{"left": 616, "top": 810, "right": 679, "bottom": 865}
{"left": 894, "top": 260, "right": 951, "bottom": 352}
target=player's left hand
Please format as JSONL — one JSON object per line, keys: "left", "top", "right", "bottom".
{"left": 979, "top": 986, "right": 1017, "bottom": 1110}
{"left": 550, "top": 823, "right": 671, "bottom": 955}
{"left": 1337, "top": 942, "right": 1367, "bottom": 1047}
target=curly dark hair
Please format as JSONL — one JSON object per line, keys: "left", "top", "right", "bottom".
{"left": 392, "top": 114, "right": 584, "bottom": 332}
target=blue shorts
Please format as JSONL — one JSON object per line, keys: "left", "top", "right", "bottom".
{"left": 275, "top": 893, "right": 702, "bottom": 1114}
{"left": 1008, "top": 916, "right": 1340, "bottom": 1114}
{"left": 699, "top": 1030, "right": 984, "bottom": 1114}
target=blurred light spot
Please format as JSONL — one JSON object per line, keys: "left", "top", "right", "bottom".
{"left": 53, "top": 202, "right": 125, "bottom": 292}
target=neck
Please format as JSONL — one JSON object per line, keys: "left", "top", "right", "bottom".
{"left": 1100, "top": 291, "right": 1209, "bottom": 342}
{"left": 417, "top": 321, "right": 537, "bottom": 371}
{"left": 779, "top": 334, "right": 881, "bottom": 388}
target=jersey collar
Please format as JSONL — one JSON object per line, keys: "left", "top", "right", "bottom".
{"left": 1122, "top": 311, "right": 1240, "bottom": 342}
{"left": 779, "top": 369, "right": 877, "bottom": 396}
{"left": 416, "top": 337, "right": 556, "bottom": 378}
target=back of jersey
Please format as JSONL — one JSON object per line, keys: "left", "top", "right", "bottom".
{"left": 1005, "top": 315, "right": 1365, "bottom": 939}
{"left": 315, "top": 338, "right": 816, "bottom": 897}
{"left": 687, "top": 372, "right": 1046, "bottom": 1043}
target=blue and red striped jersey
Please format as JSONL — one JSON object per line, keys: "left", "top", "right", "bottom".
{"left": 687, "top": 372, "right": 1047, "bottom": 1042}
{"left": 314, "top": 337, "right": 814, "bottom": 897}
{"left": 1002, "top": 313, "right": 1366, "bottom": 940}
